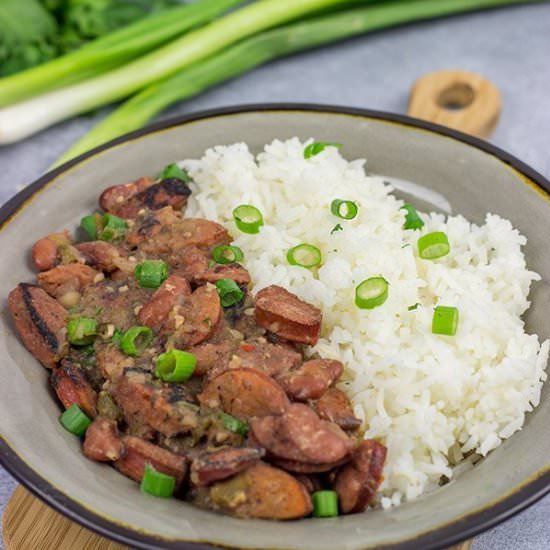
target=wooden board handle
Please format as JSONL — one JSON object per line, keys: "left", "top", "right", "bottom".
{"left": 408, "top": 69, "right": 501, "bottom": 138}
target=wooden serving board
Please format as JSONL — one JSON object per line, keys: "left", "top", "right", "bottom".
{"left": 3, "top": 486, "right": 472, "bottom": 550}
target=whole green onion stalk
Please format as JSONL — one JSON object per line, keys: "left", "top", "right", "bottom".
{"left": 0, "top": 0, "right": 244, "bottom": 106}
{"left": 54, "top": 0, "right": 544, "bottom": 165}
{"left": 0, "top": 0, "right": 376, "bottom": 144}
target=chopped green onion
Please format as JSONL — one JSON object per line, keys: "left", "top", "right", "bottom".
{"left": 120, "top": 326, "right": 154, "bottom": 356}
{"left": 432, "top": 306, "right": 459, "bottom": 336}
{"left": 312, "top": 490, "right": 339, "bottom": 518}
{"left": 232, "top": 204, "right": 264, "bottom": 234}
{"left": 331, "top": 223, "right": 343, "bottom": 235}
{"left": 100, "top": 213, "right": 127, "bottom": 241}
{"left": 220, "top": 412, "right": 249, "bottom": 436}
{"left": 67, "top": 317, "right": 97, "bottom": 346}
{"left": 355, "top": 277, "right": 389, "bottom": 310}
{"left": 59, "top": 404, "right": 91, "bottom": 437}
{"left": 215, "top": 278, "right": 245, "bottom": 308}
{"left": 140, "top": 464, "right": 176, "bottom": 498}
{"left": 160, "top": 163, "right": 191, "bottom": 182}
{"left": 287, "top": 244, "right": 322, "bottom": 268}
{"left": 401, "top": 203, "right": 424, "bottom": 230}
{"left": 156, "top": 350, "right": 197, "bottom": 382}
{"left": 134, "top": 260, "right": 168, "bottom": 288}
{"left": 418, "top": 231, "right": 450, "bottom": 260}
{"left": 212, "top": 245, "right": 244, "bottom": 264}
{"left": 111, "top": 329, "right": 123, "bottom": 347}
{"left": 304, "top": 142, "right": 342, "bottom": 159}
{"left": 331, "top": 199, "right": 358, "bottom": 220}
{"left": 80, "top": 213, "right": 100, "bottom": 240}
{"left": 408, "top": 303, "right": 420, "bottom": 311}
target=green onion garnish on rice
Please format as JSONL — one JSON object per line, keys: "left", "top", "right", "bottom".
{"left": 331, "top": 199, "right": 358, "bottom": 220}
{"left": 232, "top": 204, "right": 264, "bottom": 234}
{"left": 355, "top": 277, "right": 389, "bottom": 310}
{"left": 287, "top": 244, "right": 322, "bottom": 268}
{"left": 418, "top": 231, "right": 450, "bottom": 260}
{"left": 432, "top": 306, "right": 459, "bottom": 336}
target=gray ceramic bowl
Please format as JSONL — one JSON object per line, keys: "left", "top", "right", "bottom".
{"left": 1, "top": 105, "right": 549, "bottom": 550}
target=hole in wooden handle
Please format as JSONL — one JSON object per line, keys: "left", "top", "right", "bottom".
{"left": 437, "top": 82, "right": 475, "bottom": 111}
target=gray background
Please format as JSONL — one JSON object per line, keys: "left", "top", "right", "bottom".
{"left": 1, "top": 2, "right": 549, "bottom": 548}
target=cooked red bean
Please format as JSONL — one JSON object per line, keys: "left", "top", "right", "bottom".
{"left": 254, "top": 285, "right": 322, "bottom": 345}
{"left": 83, "top": 418, "right": 122, "bottom": 462}
{"left": 75, "top": 241, "right": 134, "bottom": 273}
{"left": 272, "top": 457, "right": 350, "bottom": 474}
{"left": 277, "top": 358, "right": 343, "bottom": 401}
{"left": 316, "top": 388, "right": 361, "bottom": 431}
{"left": 38, "top": 263, "right": 100, "bottom": 302}
{"left": 50, "top": 360, "right": 98, "bottom": 417}
{"left": 251, "top": 403, "right": 353, "bottom": 465}
{"left": 8, "top": 284, "right": 68, "bottom": 369}
{"left": 199, "top": 368, "right": 289, "bottom": 419}
{"left": 333, "top": 439, "right": 387, "bottom": 514}
{"left": 138, "top": 274, "right": 191, "bottom": 330}
{"left": 294, "top": 474, "right": 323, "bottom": 494}
{"left": 115, "top": 435, "right": 187, "bottom": 483}
{"left": 190, "top": 447, "right": 265, "bottom": 486}
{"left": 205, "top": 463, "right": 312, "bottom": 519}
{"left": 168, "top": 284, "right": 223, "bottom": 347}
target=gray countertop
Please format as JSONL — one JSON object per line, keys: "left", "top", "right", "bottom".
{"left": 1, "top": 2, "right": 549, "bottom": 549}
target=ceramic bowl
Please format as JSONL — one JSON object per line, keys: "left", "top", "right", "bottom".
{"left": 1, "top": 105, "right": 549, "bottom": 550}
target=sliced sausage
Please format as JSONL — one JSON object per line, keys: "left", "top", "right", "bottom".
{"left": 198, "top": 368, "right": 289, "bottom": 419}
{"left": 205, "top": 463, "right": 312, "bottom": 519}
{"left": 190, "top": 447, "right": 265, "bottom": 486}
{"left": 110, "top": 369, "right": 198, "bottom": 437}
{"left": 76, "top": 241, "right": 134, "bottom": 273}
{"left": 294, "top": 474, "right": 323, "bottom": 494}
{"left": 115, "top": 435, "right": 187, "bottom": 483}
{"left": 175, "top": 247, "right": 251, "bottom": 285}
{"left": 51, "top": 359, "right": 98, "bottom": 417}
{"left": 272, "top": 457, "right": 350, "bottom": 474}
{"left": 168, "top": 284, "right": 222, "bottom": 347}
{"left": 251, "top": 403, "right": 353, "bottom": 465}
{"left": 333, "top": 439, "right": 387, "bottom": 514}
{"left": 254, "top": 285, "right": 322, "bottom": 345}
{"left": 101, "top": 177, "right": 191, "bottom": 219}
{"left": 31, "top": 231, "right": 82, "bottom": 271}
{"left": 99, "top": 177, "right": 154, "bottom": 216}
{"left": 136, "top": 216, "right": 232, "bottom": 256}
{"left": 8, "top": 283, "right": 68, "bottom": 369}
{"left": 218, "top": 338, "right": 303, "bottom": 379}
{"left": 38, "top": 264, "right": 100, "bottom": 305}
{"left": 83, "top": 417, "right": 122, "bottom": 462}
{"left": 138, "top": 274, "right": 191, "bottom": 330}
{"left": 277, "top": 359, "right": 343, "bottom": 401}
{"left": 316, "top": 388, "right": 361, "bottom": 431}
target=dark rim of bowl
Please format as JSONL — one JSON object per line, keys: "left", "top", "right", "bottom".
{"left": 1, "top": 103, "right": 550, "bottom": 550}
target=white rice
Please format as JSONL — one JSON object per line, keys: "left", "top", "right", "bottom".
{"left": 181, "top": 138, "right": 549, "bottom": 507}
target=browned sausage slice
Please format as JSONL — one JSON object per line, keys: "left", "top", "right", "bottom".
{"left": 316, "top": 388, "right": 361, "bottom": 431}
{"left": 31, "top": 231, "right": 83, "bottom": 271}
{"left": 99, "top": 177, "right": 154, "bottom": 216}
{"left": 50, "top": 360, "right": 98, "bottom": 417}
{"left": 333, "top": 439, "right": 387, "bottom": 514}
{"left": 138, "top": 274, "right": 191, "bottom": 330}
{"left": 169, "top": 284, "right": 222, "bottom": 347}
{"left": 198, "top": 368, "right": 289, "bottom": 419}
{"left": 190, "top": 447, "right": 265, "bottom": 486}
{"left": 273, "top": 457, "right": 350, "bottom": 474}
{"left": 205, "top": 463, "right": 312, "bottom": 519}
{"left": 277, "top": 359, "right": 343, "bottom": 401}
{"left": 75, "top": 241, "right": 134, "bottom": 273}
{"left": 254, "top": 285, "right": 322, "bottom": 345}
{"left": 83, "top": 418, "right": 122, "bottom": 462}
{"left": 38, "top": 264, "right": 100, "bottom": 304}
{"left": 8, "top": 283, "right": 68, "bottom": 369}
{"left": 251, "top": 403, "right": 353, "bottom": 465}
{"left": 227, "top": 338, "right": 303, "bottom": 378}
{"left": 101, "top": 177, "right": 191, "bottom": 219}
{"left": 115, "top": 436, "right": 187, "bottom": 483}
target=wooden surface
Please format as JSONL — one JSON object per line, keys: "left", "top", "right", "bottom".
{"left": 408, "top": 69, "right": 501, "bottom": 138}
{"left": 3, "top": 485, "right": 472, "bottom": 550}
